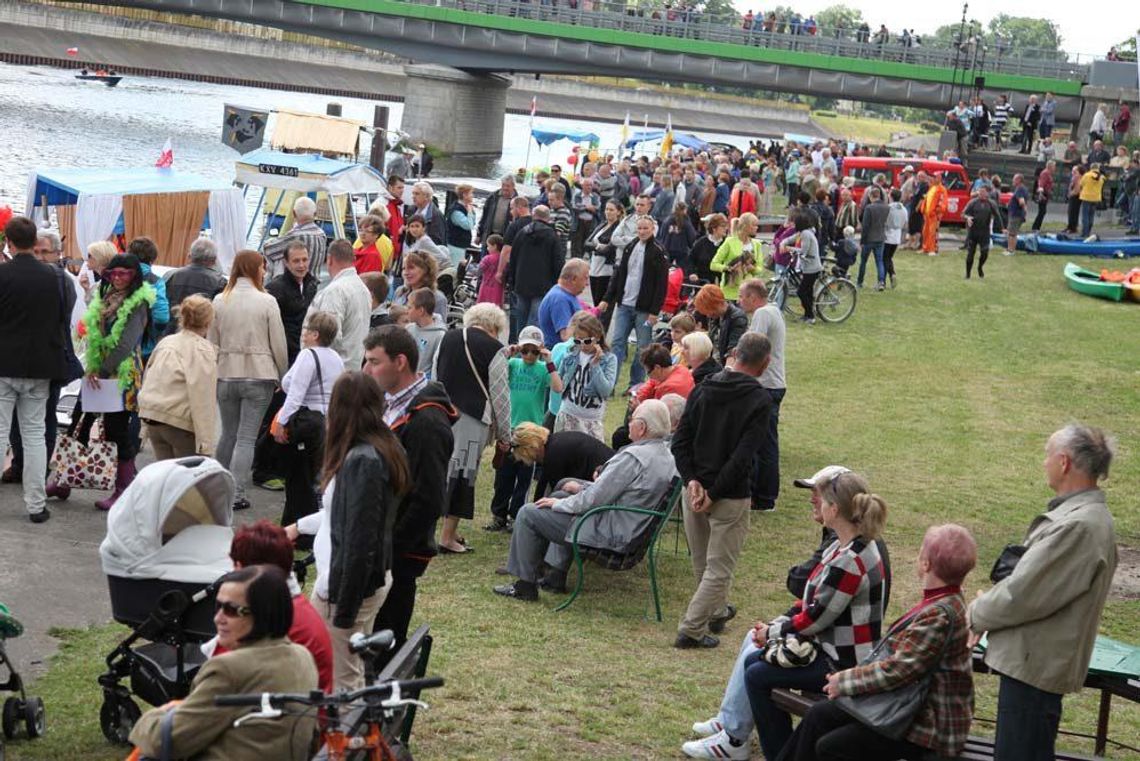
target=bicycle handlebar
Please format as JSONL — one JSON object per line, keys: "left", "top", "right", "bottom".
{"left": 215, "top": 677, "right": 445, "bottom": 709}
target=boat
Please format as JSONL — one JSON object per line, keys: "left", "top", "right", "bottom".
{"left": 1063, "top": 262, "right": 1125, "bottom": 302}
{"left": 994, "top": 233, "right": 1140, "bottom": 258}
{"left": 75, "top": 73, "right": 122, "bottom": 87}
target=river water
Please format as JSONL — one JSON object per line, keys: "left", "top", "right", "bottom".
{"left": 0, "top": 62, "right": 749, "bottom": 213}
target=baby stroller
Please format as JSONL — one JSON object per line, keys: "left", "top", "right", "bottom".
{"left": 0, "top": 603, "right": 46, "bottom": 754}
{"left": 448, "top": 248, "right": 481, "bottom": 327}
{"left": 97, "top": 457, "right": 235, "bottom": 744}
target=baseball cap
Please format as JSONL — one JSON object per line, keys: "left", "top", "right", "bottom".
{"left": 518, "top": 326, "right": 544, "bottom": 349}
{"left": 793, "top": 465, "right": 850, "bottom": 489}
{"left": 902, "top": 165, "right": 915, "bottom": 172}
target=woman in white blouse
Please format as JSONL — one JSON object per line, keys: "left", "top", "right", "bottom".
{"left": 274, "top": 310, "right": 344, "bottom": 533}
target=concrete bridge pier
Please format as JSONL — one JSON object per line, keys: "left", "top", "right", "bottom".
{"left": 401, "top": 64, "right": 510, "bottom": 157}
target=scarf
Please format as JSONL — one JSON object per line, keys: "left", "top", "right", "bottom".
{"left": 99, "top": 286, "right": 128, "bottom": 324}
{"left": 84, "top": 282, "right": 156, "bottom": 392}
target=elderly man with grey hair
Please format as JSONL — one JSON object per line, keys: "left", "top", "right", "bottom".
{"left": 476, "top": 174, "right": 517, "bottom": 246}
{"left": 263, "top": 196, "right": 329, "bottom": 280}
{"left": 163, "top": 238, "right": 226, "bottom": 334}
{"left": 493, "top": 398, "right": 677, "bottom": 601}
{"left": 969, "top": 423, "right": 1117, "bottom": 761}
{"left": 409, "top": 180, "right": 446, "bottom": 246}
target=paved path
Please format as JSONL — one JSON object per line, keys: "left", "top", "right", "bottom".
{"left": 0, "top": 451, "right": 281, "bottom": 679}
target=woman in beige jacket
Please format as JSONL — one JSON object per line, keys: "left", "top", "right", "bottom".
{"left": 138, "top": 295, "right": 218, "bottom": 459}
{"left": 209, "top": 250, "right": 288, "bottom": 511}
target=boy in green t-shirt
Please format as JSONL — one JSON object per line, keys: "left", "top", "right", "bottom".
{"left": 485, "top": 326, "right": 564, "bottom": 532}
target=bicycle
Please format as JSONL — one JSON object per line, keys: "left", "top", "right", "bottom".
{"left": 215, "top": 631, "right": 444, "bottom": 761}
{"left": 766, "top": 255, "right": 857, "bottom": 323}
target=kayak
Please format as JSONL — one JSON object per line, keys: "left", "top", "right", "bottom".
{"left": 1063, "top": 262, "right": 1125, "bottom": 302}
{"left": 993, "top": 233, "right": 1140, "bottom": 258}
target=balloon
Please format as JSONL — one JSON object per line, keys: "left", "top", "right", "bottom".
{"left": 0, "top": 205, "right": 12, "bottom": 232}
{"left": 566, "top": 154, "right": 578, "bottom": 166}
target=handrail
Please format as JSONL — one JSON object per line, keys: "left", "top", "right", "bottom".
{"left": 382, "top": 0, "right": 1091, "bottom": 82}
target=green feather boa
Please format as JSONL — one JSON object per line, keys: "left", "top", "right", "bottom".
{"left": 84, "top": 283, "right": 157, "bottom": 393}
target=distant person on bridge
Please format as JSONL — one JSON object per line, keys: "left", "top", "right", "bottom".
{"left": 920, "top": 173, "right": 948, "bottom": 256}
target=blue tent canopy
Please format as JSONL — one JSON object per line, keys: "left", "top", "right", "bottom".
{"left": 623, "top": 130, "right": 711, "bottom": 152}
{"left": 28, "top": 167, "right": 233, "bottom": 209}
{"left": 530, "top": 128, "right": 600, "bottom": 147}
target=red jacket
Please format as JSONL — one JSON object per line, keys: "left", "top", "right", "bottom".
{"left": 387, "top": 198, "right": 405, "bottom": 263}
{"left": 216, "top": 595, "right": 334, "bottom": 695}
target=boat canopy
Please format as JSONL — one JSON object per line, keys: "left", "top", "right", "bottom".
{"left": 270, "top": 108, "right": 365, "bottom": 158}
{"left": 530, "top": 127, "right": 601, "bottom": 147}
{"left": 234, "top": 149, "right": 388, "bottom": 195}
{"left": 623, "top": 130, "right": 711, "bottom": 152}
{"left": 24, "top": 167, "right": 246, "bottom": 270}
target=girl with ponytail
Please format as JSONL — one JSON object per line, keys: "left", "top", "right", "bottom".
{"left": 710, "top": 212, "right": 764, "bottom": 301}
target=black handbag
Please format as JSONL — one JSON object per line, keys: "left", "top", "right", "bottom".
{"left": 834, "top": 600, "right": 956, "bottom": 740}
{"left": 286, "top": 349, "right": 326, "bottom": 444}
{"left": 989, "top": 544, "right": 1026, "bottom": 583}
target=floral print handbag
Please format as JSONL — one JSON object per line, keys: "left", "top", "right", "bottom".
{"left": 50, "top": 417, "right": 116, "bottom": 491}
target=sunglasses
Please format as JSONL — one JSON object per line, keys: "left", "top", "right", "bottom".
{"left": 520, "top": 347, "right": 540, "bottom": 356}
{"left": 573, "top": 337, "right": 597, "bottom": 346}
{"left": 105, "top": 268, "right": 134, "bottom": 280}
{"left": 214, "top": 600, "right": 251, "bottom": 618}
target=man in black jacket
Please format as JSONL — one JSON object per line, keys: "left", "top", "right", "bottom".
{"left": 162, "top": 238, "right": 226, "bottom": 335}
{"left": 597, "top": 216, "right": 669, "bottom": 393}
{"left": 672, "top": 332, "right": 772, "bottom": 648}
{"left": 363, "top": 327, "right": 458, "bottom": 663}
{"left": 1020, "top": 95, "right": 1041, "bottom": 155}
{"left": 0, "top": 216, "right": 66, "bottom": 523}
{"left": 508, "top": 206, "right": 564, "bottom": 342}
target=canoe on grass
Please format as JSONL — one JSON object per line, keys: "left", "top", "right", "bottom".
{"left": 1063, "top": 262, "right": 1125, "bottom": 302}
{"left": 993, "top": 233, "right": 1140, "bottom": 257}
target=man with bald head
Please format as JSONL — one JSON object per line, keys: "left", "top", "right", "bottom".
{"left": 538, "top": 259, "right": 589, "bottom": 348}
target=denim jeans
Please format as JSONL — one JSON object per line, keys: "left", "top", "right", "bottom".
{"left": 857, "top": 242, "right": 885, "bottom": 286}
{"left": 610, "top": 304, "right": 652, "bottom": 387}
{"left": 1130, "top": 194, "right": 1140, "bottom": 231}
{"left": 714, "top": 630, "right": 763, "bottom": 742}
{"left": 994, "top": 674, "right": 1063, "bottom": 761}
{"left": 1079, "top": 200, "right": 1097, "bottom": 238}
{"left": 511, "top": 293, "right": 542, "bottom": 343}
{"left": 751, "top": 388, "right": 784, "bottom": 508}
{"left": 0, "top": 377, "right": 50, "bottom": 515}
{"left": 216, "top": 379, "right": 276, "bottom": 500}
{"left": 9, "top": 380, "right": 62, "bottom": 470}
{"left": 744, "top": 653, "right": 831, "bottom": 761}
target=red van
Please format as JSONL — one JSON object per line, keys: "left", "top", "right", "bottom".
{"left": 839, "top": 158, "right": 976, "bottom": 224}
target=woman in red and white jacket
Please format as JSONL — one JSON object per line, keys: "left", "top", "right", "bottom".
{"left": 743, "top": 472, "right": 888, "bottom": 761}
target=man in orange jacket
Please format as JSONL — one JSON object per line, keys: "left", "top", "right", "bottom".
{"left": 921, "top": 172, "right": 949, "bottom": 255}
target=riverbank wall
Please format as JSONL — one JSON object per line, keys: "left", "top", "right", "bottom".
{"left": 0, "top": 0, "right": 830, "bottom": 140}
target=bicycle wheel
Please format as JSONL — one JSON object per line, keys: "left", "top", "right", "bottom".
{"left": 781, "top": 273, "right": 806, "bottom": 319}
{"left": 815, "top": 277, "right": 857, "bottom": 323}
{"left": 767, "top": 278, "right": 786, "bottom": 311}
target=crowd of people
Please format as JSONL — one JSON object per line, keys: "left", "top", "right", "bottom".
{"left": 0, "top": 115, "right": 1126, "bottom": 759}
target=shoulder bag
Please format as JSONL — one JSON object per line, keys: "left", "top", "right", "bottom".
{"left": 833, "top": 600, "right": 956, "bottom": 740}
{"left": 462, "top": 328, "right": 507, "bottom": 468}
{"left": 989, "top": 544, "right": 1026, "bottom": 583}
{"left": 51, "top": 415, "right": 117, "bottom": 491}
{"left": 285, "top": 348, "right": 327, "bottom": 445}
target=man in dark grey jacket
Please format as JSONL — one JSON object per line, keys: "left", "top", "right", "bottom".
{"left": 857, "top": 187, "right": 890, "bottom": 290}
{"left": 163, "top": 238, "right": 226, "bottom": 334}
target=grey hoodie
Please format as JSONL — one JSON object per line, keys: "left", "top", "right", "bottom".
{"left": 407, "top": 317, "right": 447, "bottom": 378}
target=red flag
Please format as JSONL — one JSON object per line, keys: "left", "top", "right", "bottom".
{"left": 66, "top": 47, "right": 79, "bottom": 56}
{"left": 530, "top": 96, "right": 537, "bottom": 117}
{"left": 155, "top": 138, "right": 173, "bottom": 168}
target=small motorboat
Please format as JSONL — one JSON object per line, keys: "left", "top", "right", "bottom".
{"left": 75, "top": 71, "right": 122, "bottom": 87}
{"left": 1063, "top": 262, "right": 1125, "bottom": 302}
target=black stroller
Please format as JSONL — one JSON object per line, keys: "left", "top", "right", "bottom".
{"left": 96, "top": 457, "right": 235, "bottom": 744}
{"left": 0, "top": 602, "right": 46, "bottom": 754}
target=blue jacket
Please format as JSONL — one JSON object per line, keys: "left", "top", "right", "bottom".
{"left": 140, "top": 263, "right": 170, "bottom": 358}
{"left": 557, "top": 347, "right": 617, "bottom": 403}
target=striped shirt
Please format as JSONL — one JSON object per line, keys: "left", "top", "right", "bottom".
{"left": 991, "top": 102, "right": 1012, "bottom": 129}
{"left": 768, "top": 536, "right": 885, "bottom": 668}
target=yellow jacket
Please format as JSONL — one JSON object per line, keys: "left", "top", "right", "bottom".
{"left": 921, "top": 184, "right": 948, "bottom": 217}
{"left": 1078, "top": 171, "right": 1106, "bottom": 203}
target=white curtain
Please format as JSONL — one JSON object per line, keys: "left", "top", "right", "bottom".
{"left": 207, "top": 188, "right": 246, "bottom": 274}
{"left": 75, "top": 193, "right": 123, "bottom": 255}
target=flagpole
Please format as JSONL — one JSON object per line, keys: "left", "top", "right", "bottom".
{"left": 523, "top": 96, "right": 536, "bottom": 182}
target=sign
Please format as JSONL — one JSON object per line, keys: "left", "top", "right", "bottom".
{"left": 222, "top": 104, "right": 269, "bottom": 155}
{"left": 258, "top": 163, "right": 299, "bottom": 178}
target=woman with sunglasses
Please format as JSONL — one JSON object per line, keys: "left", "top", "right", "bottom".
{"left": 129, "top": 564, "right": 319, "bottom": 761}
{"left": 554, "top": 313, "right": 616, "bottom": 442}
{"left": 82, "top": 253, "right": 156, "bottom": 511}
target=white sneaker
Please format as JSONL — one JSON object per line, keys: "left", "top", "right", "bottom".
{"left": 691, "top": 717, "right": 724, "bottom": 737}
{"left": 681, "top": 729, "right": 750, "bottom": 759}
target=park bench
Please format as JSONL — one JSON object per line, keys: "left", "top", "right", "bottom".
{"left": 553, "top": 477, "right": 683, "bottom": 622}
{"left": 375, "top": 625, "right": 435, "bottom": 749}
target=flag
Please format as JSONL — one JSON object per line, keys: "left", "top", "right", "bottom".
{"left": 66, "top": 47, "right": 78, "bottom": 56}
{"left": 620, "top": 111, "right": 630, "bottom": 149}
{"left": 155, "top": 138, "right": 173, "bottom": 168}
{"left": 660, "top": 114, "right": 674, "bottom": 158}
{"left": 222, "top": 103, "right": 269, "bottom": 154}
{"left": 530, "top": 96, "right": 537, "bottom": 117}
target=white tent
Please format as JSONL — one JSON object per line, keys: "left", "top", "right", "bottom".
{"left": 100, "top": 458, "right": 235, "bottom": 585}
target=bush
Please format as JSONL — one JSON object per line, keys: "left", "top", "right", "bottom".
{"left": 814, "top": 110, "right": 838, "bottom": 118}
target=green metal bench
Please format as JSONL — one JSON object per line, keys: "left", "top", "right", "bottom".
{"left": 554, "top": 478, "right": 683, "bottom": 622}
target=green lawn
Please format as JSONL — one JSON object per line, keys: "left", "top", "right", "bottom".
{"left": 10, "top": 248, "right": 1140, "bottom": 760}
{"left": 810, "top": 113, "right": 937, "bottom": 145}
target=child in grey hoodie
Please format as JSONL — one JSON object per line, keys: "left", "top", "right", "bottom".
{"left": 405, "top": 288, "right": 448, "bottom": 379}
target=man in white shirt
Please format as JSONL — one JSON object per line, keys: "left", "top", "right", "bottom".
{"left": 738, "top": 279, "right": 785, "bottom": 512}
{"left": 307, "top": 240, "right": 371, "bottom": 371}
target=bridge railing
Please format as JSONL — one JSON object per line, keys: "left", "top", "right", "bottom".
{"left": 397, "top": 0, "right": 1090, "bottom": 82}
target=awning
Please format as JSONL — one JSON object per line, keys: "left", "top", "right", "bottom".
{"left": 270, "top": 108, "right": 365, "bottom": 157}
{"left": 234, "top": 149, "right": 387, "bottom": 195}
{"left": 623, "top": 130, "right": 711, "bottom": 152}
{"left": 26, "top": 167, "right": 232, "bottom": 210}
{"left": 530, "top": 127, "right": 601, "bottom": 147}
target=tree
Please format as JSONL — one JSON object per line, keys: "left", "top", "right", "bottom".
{"left": 815, "top": 4, "right": 863, "bottom": 36}
{"left": 987, "top": 15, "right": 1062, "bottom": 60}
{"left": 698, "top": 0, "right": 738, "bottom": 23}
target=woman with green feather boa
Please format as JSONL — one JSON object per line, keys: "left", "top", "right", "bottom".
{"left": 82, "top": 253, "right": 155, "bottom": 511}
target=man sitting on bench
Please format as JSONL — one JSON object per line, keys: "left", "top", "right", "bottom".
{"left": 492, "top": 400, "right": 675, "bottom": 602}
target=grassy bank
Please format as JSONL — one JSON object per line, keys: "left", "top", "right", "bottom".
{"left": 811, "top": 113, "right": 938, "bottom": 145}
{"left": 10, "top": 248, "right": 1140, "bottom": 760}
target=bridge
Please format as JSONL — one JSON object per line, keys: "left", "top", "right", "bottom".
{"left": 70, "top": 0, "right": 1138, "bottom": 155}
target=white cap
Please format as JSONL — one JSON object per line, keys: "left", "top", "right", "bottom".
{"left": 903, "top": 165, "right": 915, "bottom": 172}
{"left": 518, "top": 326, "right": 544, "bottom": 349}
{"left": 793, "top": 465, "right": 850, "bottom": 489}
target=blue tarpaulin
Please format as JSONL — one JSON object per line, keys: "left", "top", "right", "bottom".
{"left": 623, "top": 130, "right": 711, "bottom": 152}
{"left": 530, "top": 128, "right": 600, "bottom": 147}
{"left": 28, "top": 167, "right": 232, "bottom": 209}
